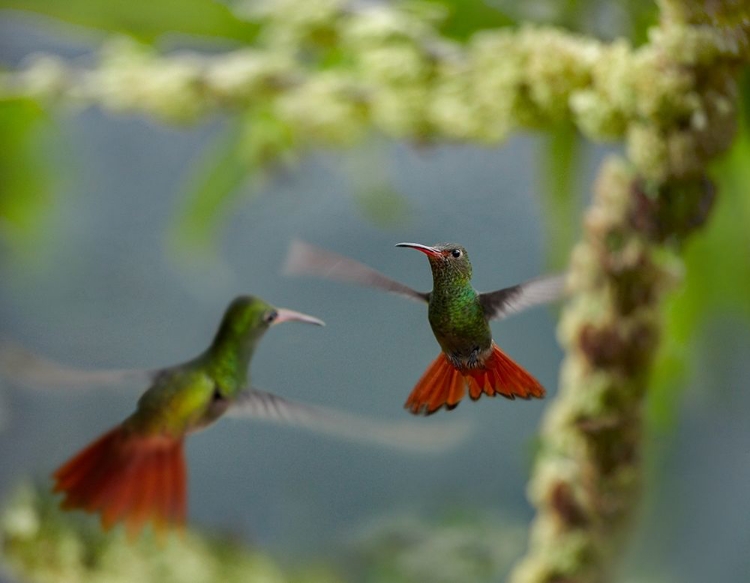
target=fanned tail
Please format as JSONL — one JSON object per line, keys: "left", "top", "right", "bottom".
{"left": 464, "top": 343, "right": 545, "bottom": 401}
{"left": 405, "top": 354, "right": 466, "bottom": 415}
{"left": 405, "top": 344, "right": 545, "bottom": 415}
{"left": 52, "top": 425, "right": 186, "bottom": 538}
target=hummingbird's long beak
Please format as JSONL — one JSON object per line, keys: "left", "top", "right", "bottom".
{"left": 395, "top": 242, "right": 441, "bottom": 257}
{"left": 273, "top": 308, "right": 325, "bottom": 327}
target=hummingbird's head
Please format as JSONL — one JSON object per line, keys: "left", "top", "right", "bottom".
{"left": 396, "top": 242, "right": 472, "bottom": 281}
{"left": 205, "top": 296, "right": 324, "bottom": 389}
{"left": 216, "top": 295, "right": 325, "bottom": 345}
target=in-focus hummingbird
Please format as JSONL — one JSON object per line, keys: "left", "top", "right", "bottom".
{"left": 285, "top": 241, "right": 565, "bottom": 415}
{"left": 0, "top": 295, "right": 467, "bottom": 537}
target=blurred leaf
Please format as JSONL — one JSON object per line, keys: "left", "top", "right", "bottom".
{"left": 3, "top": 482, "right": 343, "bottom": 583}
{"left": 538, "top": 122, "right": 583, "bottom": 269}
{"left": 345, "top": 143, "right": 411, "bottom": 228}
{"left": 624, "top": 0, "right": 659, "bottom": 46}
{"left": 169, "top": 124, "right": 256, "bottom": 258}
{"left": 0, "top": 98, "right": 54, "bottom": 257}
{"left": 647, "top": 125, "right": 750, "bottom": 428}
{"left": 416, "top": 0, "right": 515, "bottom": 40}
{"left": 353, "top": 186, "right": 411, "bottom": 228}
{"left": 739, "top": 68, "right": 750, "bottom": 136}
{"left": 352, "top": 512, "right": 525, "bottom": 583}
{"left": 0, "top": 0, "right": 260, "bottom": 43}
{"left": 169, "top": 112, "right": 297, "bottom": 259}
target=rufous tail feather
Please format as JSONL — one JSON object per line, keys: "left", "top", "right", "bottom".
{"left": 405, "top": 343, "right": 545, "bottom": 415}
{"left": 52, "top": 425, "right": 186, "bottom": 538}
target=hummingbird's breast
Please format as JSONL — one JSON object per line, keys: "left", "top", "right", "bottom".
{"left": 428, "top": 287, "right": 492, "bottom": 364}
{"left": 128, "top": 367, "right": 222, "bottom": 437}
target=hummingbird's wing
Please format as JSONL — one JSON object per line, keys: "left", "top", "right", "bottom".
{"left": 479, "top": 273, "right": 567, "bottom": 321}
{"left": 283, "top": 240, "right": 429, "bottom": 303}
{"left": 226, "top": 387, "right": 470, "bottom": 452}
{"left": 0, "top": 340, "right": 156, "bottom": 390}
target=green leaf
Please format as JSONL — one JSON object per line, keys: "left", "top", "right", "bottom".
{"left": 739, "top": 68, "right": 750, "bottom": 137}
{"left": 624, "top": 0, "right": 659, "bottom": 46}
{"left": 353, "top": 186, "right": 411, "bottom": 228}
{"left": 169, "top": 124, "right": 257, "bottom": 259}
{"left": 0, "top": 98, "right": 55, "bottom": 257}
{"left": 345, "top": 143, "right": 410, "bottom": 228}
{"left": 416, "top": 0, "right": 515, "bottom": 40}
{"left": 0, "top": 0, "right": 260, "bottom": 43}
{"left": 647, "top": 125, "right": 750, "bottom": 429}
{"left": 538, "top": 122, "right": 583, "bottom": 270}
{"left": 169, "top": 112, "right": 297, "bottom": 260}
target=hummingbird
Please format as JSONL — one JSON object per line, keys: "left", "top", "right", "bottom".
{"left": 0, "top": 295, "right": 468, "bottom": 537}
{"left": 284, "top": 241, "right": 565, "bottom": 415}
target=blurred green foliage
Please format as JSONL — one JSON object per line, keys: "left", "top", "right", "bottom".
{"left": 170, "top": 111, "right": 297, "bottom": 259}
{"left": 351, "top": 512, "right": 526, "bottom": 583}
{"left": 345, "top": 142, "right": 412, "bottom": 228}
{"left": 2, "top": 483, "right": 341, "bottom": 583}
{"left": 538, "top": 122, "right": 583, "bottom": 270}
{"left": 533, "top": 0, "right": 658, "bottom": 269}
{"left": 417, "top": 0, "right": 514, "bottom": 39}
{"left": 648, "top": 99, "right": 750, "bottom": 428}
{"left": 3, "top": 484, "right": 531, "bottom": 583}
{"left": 0, "top": 0, "right": 681, "bottom": 259}
{"left": 0, "top": 0, "right": 259, "bottom": 43}
{"left": 0, "top": 99, "right": 54, "bottom": 258}
{"left": 352, "top": 183, "right": 412, "bottom": 228}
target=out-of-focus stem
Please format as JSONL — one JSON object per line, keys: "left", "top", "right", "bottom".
{"left": 508, "top": 3, "right": 748, "bottom": 582}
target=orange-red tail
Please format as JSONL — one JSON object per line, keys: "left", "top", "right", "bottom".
{"left": 405, "top": 353, "right": 466, "bottom": 415}
{"left": 464, "top": 344, "right": 545, "bottom": 401}
{"left": 405, "top": 344, "right": 545, "bottom": 415}
{"left": 52, "top": 425, "right": 186, "bottom": 538}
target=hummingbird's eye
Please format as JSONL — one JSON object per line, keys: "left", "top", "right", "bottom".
{"left": 451, "top": 249, "right": 461, "bottom": 258}
{"left": 263, "top": 310, "right": 278, "bottom": 324}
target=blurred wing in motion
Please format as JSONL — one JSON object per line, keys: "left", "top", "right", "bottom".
{"left": 0, "top": 340, "right": 155, "bottom": 391}
{"left": 479, "top": 273, "right": 567, "bottom": 321}
{"left": 227, "top": 387, "right": 471, "bottom": 453}
{"left": 283, "top": 239, "right": 429, "bottom": 303}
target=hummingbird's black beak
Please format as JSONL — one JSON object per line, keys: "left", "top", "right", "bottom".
{"left": 395, "top": 242, "right": 441, "bottom": 257}
{"left": 273, "top": 308, "right": 325, "bottom": 327}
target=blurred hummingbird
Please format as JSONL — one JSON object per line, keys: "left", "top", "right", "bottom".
{"left": 285, "top": 241, "right": 565, "bottom": 415}
{"left": 0, "top": 295, "right": 468, "bottom": 537}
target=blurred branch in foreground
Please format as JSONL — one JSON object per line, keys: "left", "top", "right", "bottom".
{"left": 1, "top": 483, "right": 339, "bottom": 583}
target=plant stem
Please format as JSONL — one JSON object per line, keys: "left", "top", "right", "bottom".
{"left": 508, "top": 3, "right": 748, "bottom": 581}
